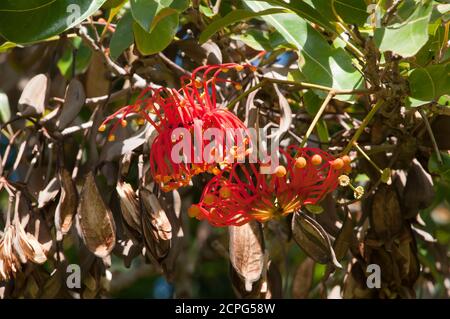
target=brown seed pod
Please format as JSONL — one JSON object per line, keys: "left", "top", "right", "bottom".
{"left": 55, "top": 168, "right": 78, "bottom": 235}
{"left": 76, "top": 172, "right": 116, "bottom": 258}
{"left": 229, "top": 220, "right": 265, "bottom": 292}
{"left": 291, "top": 211, "right": 341, "bottom": 268}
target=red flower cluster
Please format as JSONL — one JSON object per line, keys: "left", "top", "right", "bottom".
{"left": 100, "top": 63, "right": 255, "bottom": 191}
{"left": 101, "top": 64, "right": 349, "bottom": 226}
{"left": 188, "top": 147, "right": 348, "bottom": 227}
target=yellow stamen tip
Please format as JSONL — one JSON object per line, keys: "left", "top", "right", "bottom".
{"left": 121, "top": 119, "right": 127, "bottom": 128}
{"left": 342, "top": 155, "right": 351, "bottom": 165}
{"left": 219, "top": 186, "right": 232, "bottom": 199}
{"left": 221, "top": 68, "right": 229, "bottom": 73}
{"left": 234, "top": 83, "right": 243, "bottom": 90}
{"left": 331, "top": 158, "right": 344, "bottom": 170}
{"left": 98, "top": 124, "right": 106, "bottom": 132}
{"left": 235, "top": 65, "right": 244, "bottom": 71}
{"left": 194, "top": 79, "right": 202, "bottom": 88}
{"left": 274, "top": 165, "right": 287, "bottom": 177}
{"left": 311, "top": 154, "right": 323, "bottom": 166}
{"left": 108, "top": 134, "right": 116, "bottom": 142}
{"left": 203, "top": 194, "right": 217, "bottom": 206}
{"left": 188, "top": 206, "right": 201, "bottom": 218}
{"left": 294, "top": 157, "right": 307, "bottom": 169}
{"left": 137, "top": 118, "right": 145, "bottom": 125}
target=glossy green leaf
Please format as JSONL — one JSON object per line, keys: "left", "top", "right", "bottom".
{"left": 409, "top": 63, "right": 450, "bottom": 104}
{"left": 133, "top": 12, "right": 179, "bottom": 55}
{"left": 110, "top": 11, "right": 134, "bottom": 60}
{"left": 199, "top": 8, "right": 287, "bottom": 44}
{"left": 0, "top": 0, "right": 107, "bottom": 44}
{"left": 130, "top": 0, "right": 188, "bottom": 32}
{"left": 264, "top": 0, "right": 335, "bottom": 33}
{"left": 308, "top": 0, "right": 369, "bottom": 26}
{"left": 374, "top": 2, "right": 433, "bottom": 57}
{"left": 245, "top": 1, "right": 363, "bottom": 101}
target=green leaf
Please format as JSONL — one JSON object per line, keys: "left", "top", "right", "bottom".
{"left": 133, "top": 12, "right": 178, "bottom": 55}
{"left": 0, "top": 0, "right": 107, "bottom": 44}
{"left": 199, "top": 8, "right": 287, "bottom": 44}
{"left": 408, "top": 63, "right": 450, "bottom": 104}
{"left": 264, "top": 0, "right": 335, "bottom": 33}
{"left": 374, "top": 2, "right": 433, "bottom": 57}
{"left": 110, "top": 11, "right": 134, "bottom": 60}
{"left": 57, "top": 37, "right": 92, "bottom": 78}
{"left": 231, "top": 31, "right": 271, "bottom": 51}
{"left": 199, "top": 4, "right": 215, "bottom": 18}
{"left": 307, "top": 0, "right": 368, "bottom": 26}
{"left": 130, "top": 0, "right": 188, "bottom": 32}
{"left": 244, "top": 1, "right": 363, "bottom": 101}
{"left": 0, "top": 92, "right": 11, "bottom": 123}
{"left": 105, "top": 0, "right": 127, "bottom": 25}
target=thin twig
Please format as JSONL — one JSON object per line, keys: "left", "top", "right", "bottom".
{"left": 158, "top": 52, "right": 192, "bottom": 76}
{"left": 419, "top": 109, "right": 442, "bottom": 164}
{"left": 227, "top": 78, "right": 370, "bottom": 109}
{"left": 382, "top": 0, "right": 402, "bottom": 26}
{"left": 61, "top": 121, "right": 94, "bottom": 136}
{"left": 300, "top": 91, "right": 335, "bottom": 147}
{"left": 341, "top": 99, "right": 384, "bottom": 155}
{"left": 77, "top": 26, "right": 147, "bottom": 88}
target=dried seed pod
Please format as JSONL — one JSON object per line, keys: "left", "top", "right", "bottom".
{"left": 37, "top": 177, "right": 60, "bottom": 209}
{"left": 140, "top": 187, "right": 172, "bottom": 262}
{"left": 114, "top": 239, "right": 142, "bottom": 268}
{"left": 116, "top": 181, "right": 141, "bottom": 235}
{"left": 291, "top": 212, "right": 341, "bottom": 268}
{"left": 403, "top": 159, "right": 435, "bottom": 219}
{"left": 261, "top": 261, "right": 282, "bottom": 299}
{"left": 333, "top": 211, "right": 354, "bottom": 261}
{"left": 13, "top": 219, "right": 47, "bottom": 264}
{"left": 76, "top": 172, "right": 116, "bottom": 258}
{"left": 370, "top": 185, "right": 403, "bottom": 241}
{"left": 17, "top": 74, "right": 48, "bottom": 117}
{"left": 55, "top": 79, "right": 86, "bottom": 130}
{"left": 55, "top": 168, "right": 78, "bottom": 235}
{"left": 0, "top": 226, "right": 22, "bottom": 280}
{"left": 229, "top": 262, "right": 264, "bottom": 298}
{"left": 229, "top": 220, "right": 265, "bottom": 292}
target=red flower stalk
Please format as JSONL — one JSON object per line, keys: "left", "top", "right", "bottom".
{"left": 99, "top": 63, "right": 256, "bottom": 191}
{"left": 189, "top": 146, "right": 346, "bottom": 226}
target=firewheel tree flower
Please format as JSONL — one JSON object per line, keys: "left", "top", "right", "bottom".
{"left": 188, "top": 146, "right": 348, "bottom": 227}
{"left": 99, "top": 63, "right": 256, "bottom": 192}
